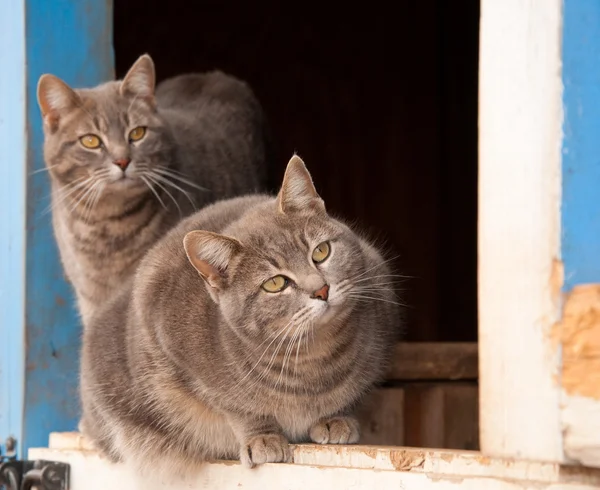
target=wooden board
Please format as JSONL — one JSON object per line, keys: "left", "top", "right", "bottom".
{"left": 356, "top": 388, "right": 405, "bottom": 445}
{"left": 478, "top": 0, "right": 563, "bottom": 462}
{"left": 356, "top": 383, "right": 479, "bottom": 450}
{"left": 33, "top": 434, "right": 600, "bottom": 490}
{"left": 401, "top": 384, "right": 479, "bottom": 450}
{"left": 388, "top": 342, "right": 478, "bottom": 381}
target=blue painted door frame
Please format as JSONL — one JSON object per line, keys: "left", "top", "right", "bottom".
{"left": 0, "top": 0, "right": 113, "bottom": 458}
{"left": 562, "top": 0, "right": 600, "bottom": 291}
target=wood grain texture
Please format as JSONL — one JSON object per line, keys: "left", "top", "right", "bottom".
{"left": 33, "top": 436, "right": 600, "bottom": 489}
{"left": 403, "top": 384, "right": 479, "bottom": 451}
{"left": 357, "top": 383, "right": 479, "bottom": 450}
{"left": 356, "top": 388, "right": 405, "bottom": 446}
{"left": 388, "top": 342, "right": 478, "bottom": 380}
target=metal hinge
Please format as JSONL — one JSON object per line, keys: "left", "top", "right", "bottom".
{"left": 0, "top": 460, "right": 70, "bottom": 490}
{"left": 0, "top": 440, "right": 69, "bottom": 490}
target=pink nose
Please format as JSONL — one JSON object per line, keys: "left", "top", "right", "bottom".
{"left": 113, "top": 158, "right": 131, "bottom": 170}
{"left": 311, "top": 284, "right": 330, "bottom": 301}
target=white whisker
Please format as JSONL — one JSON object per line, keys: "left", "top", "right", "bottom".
{"left": 152, "top": 167, "right": 208, "bottom": 192}
{"left": 69, "top": 180, "right": 100, "bottom": 215}
{"left": 294, "top": 323, "right": 308, "bottom": 376}
{"left": 154, "top": 165, "right": 189, "bottom": 177}
{"left": 30, "top": 164, "right": 60, "bottom": 176}
{"left": 234, "top": 318, "right": 295, "bottom": 388}
{"left": 145, "top": 174, "right": 182, "bottom": 217}
{"left": 349, "top": 255, "right": 402, "bottom": 282}
{"left": 66, "top": 168, "right": 112, "bottom": 220}
{"left": 82, "top": 182, "right": 101, "bottom": 223}
{"left": 278, "top": 321, "right": 303, "bottom": 388}
{"left": 146, "top": 171, "right": 197, "bottom": 211}
{"left": 347, "top": 294, "right": 407, "bottom": 308}
{"left": 353, "top": 285, "right": 404, "bottom": 292}
{"left": 43, "top": 176, "right": 92, "bottom": 215}
{"left": 246, "top": 321, "right": 296, "bottom": 396}
{"left": 352, "top": 274, "right": 410, "bottom": 284}
{"left": 234, "top": 306, "right": 313, "bottom": 399}
{"left": 140, "top": 175, "right": 167, "bottom": 211}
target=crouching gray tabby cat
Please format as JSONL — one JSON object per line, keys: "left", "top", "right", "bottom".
{"left": 37, "top": 54, "right": 270, "bottom": 327}
{"left": 80, "top": 155, "right": 399, "bottom": 477}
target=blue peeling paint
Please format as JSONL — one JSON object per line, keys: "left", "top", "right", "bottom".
{"left": 562, "top": 0, "right": 600, "bottom": 291}
{"left": 0, "top": 0, "right": 27, "bottom": 460}
{"left": 1, "top": 0, "right": 113, "bottom": 457}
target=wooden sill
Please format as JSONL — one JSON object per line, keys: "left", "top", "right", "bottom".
{"left": 28, "top": 432, "right": 600, "bottom": 490}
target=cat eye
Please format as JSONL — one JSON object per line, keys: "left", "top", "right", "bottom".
{"left": 80, "top": 134, "right": 102, "bottom": 149}
{"left": 261, "top": 275, "right": 289, "bottom": 293}
{"left": 128, "top": 126, "right": 146, "bottom": 142}
{"left": 312, "top": 241, "right": 331, "bottom": 264}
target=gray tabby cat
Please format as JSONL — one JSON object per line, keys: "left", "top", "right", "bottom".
{"left": 80, "top": 155, "right": 400, "bottom": 478}
{"left": 37, "top": 54, "right": 269, "bottom": 327}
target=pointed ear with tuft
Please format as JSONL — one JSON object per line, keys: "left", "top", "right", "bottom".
{"left": 37, "top": 74, "right": 82, "bottom": 132}
{"left": 120, "top": 54, "right": 156, "bottom": 104}
{"left": 183, "top": 230, "right": 242, "bottom": 302}
{"left": 277, "top": 154, "right": 326, "bottom": 215}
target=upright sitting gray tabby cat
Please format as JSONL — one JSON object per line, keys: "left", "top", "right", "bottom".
{"left": 81, "top": 155, "right": 400, "bottom": 477}
{"left": 37, "top": 54, "right": 269, "bottom": 326}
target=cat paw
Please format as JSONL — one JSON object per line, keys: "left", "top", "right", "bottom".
{"left": 240, "top": 433, "right": 292, "bottom": 468}
{"left": 309, "top": 416, "right": 360, "bottom": 444}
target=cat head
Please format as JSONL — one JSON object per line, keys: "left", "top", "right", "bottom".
{"left": 184, "top": 155, "right": 370, "bottom": 337}
{"left": 37, "top": 54, "right": 174, "bottom": 196}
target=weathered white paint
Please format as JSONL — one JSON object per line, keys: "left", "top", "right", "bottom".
{"left": 553, "top": 284, "right": 600, "bottom": 467}
{"left": 563, "top": 394, "right": 600, "bottom": 467}
{"left": 478, "top": 0, "right": 564, "bottom": 462}
{"left": 29, "top": 433, "right": 600, "bottom": 490}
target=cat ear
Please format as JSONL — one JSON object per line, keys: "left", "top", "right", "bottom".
{"left": 120, "top": 54, "right": 155, "bottom": 103}
{"left": 37, "top": 74, "right": 81, "bottom": 131}
{"left": 183, "top": 230, "right": 242, "bottom": 294}
{"left": 277, "top": 154, "right": 326, "bottom": 215}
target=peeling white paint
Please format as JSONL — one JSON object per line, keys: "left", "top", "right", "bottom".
{"left": 28, "top": 433, "right": 600, "bottom": 490}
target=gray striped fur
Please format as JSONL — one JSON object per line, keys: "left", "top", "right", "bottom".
{"left": 80, "top": 156, "right": 400, "bottom": 480}
{"left": 37, "top": 54, "right": 270, "bottom": 327}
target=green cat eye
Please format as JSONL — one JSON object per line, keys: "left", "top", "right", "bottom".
{"left": 312, "top": 241, "right": 331, "bottom": 264}
{"left": 262, "top": 275, "right": 289, "bottom": 293}
{"left": 80, "top": 134, "right": 102, "bottom": 149}
{"left": 128, "top": 126, "right": 146, "bottom": 142}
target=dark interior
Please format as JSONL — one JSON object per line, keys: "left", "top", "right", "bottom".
{"left": 114, "top": 1, "right": 480, "bottom": 342}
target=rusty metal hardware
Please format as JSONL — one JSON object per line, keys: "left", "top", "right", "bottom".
{"left": 0, "top": 459, "right": 69, "bottom": 490}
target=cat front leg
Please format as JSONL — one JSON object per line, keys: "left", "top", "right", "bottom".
{"left": 309, "top": 414, "right": 360, "bottom": 445}
{"left": 226, "top": 414, "right": 292, "bottom": 468}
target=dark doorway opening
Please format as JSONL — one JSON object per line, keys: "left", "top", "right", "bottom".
{"left": 114, "top": 1, "right": 480, "bottom": 343}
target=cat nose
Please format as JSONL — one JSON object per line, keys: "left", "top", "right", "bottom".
{"left": 311, "top": 284, "right": 329, "bottom": 301}
{"left": 113, "top": 158, "right": 131, "bottom": 170}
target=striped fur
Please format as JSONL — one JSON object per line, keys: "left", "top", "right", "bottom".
{"left": 37, "top": 54, "right": 270, "bottom": 327}
{"left": 80, "top": 157, "right": 400, "bottom": 480}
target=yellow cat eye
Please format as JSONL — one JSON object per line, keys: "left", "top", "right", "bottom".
{"left": 312, "top": 241, "right": 331, "bottom": 263}
{"left": 80, "top": 134, "right": 102, "bottom": 149}
{"left": 261, "top": 275, "right": 289, "bottom": 293}
{"left": 128, "top": 126, "right": 146, "bottom": 142}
